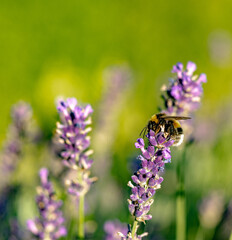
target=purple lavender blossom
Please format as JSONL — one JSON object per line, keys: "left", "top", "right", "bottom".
{"left": 104, "top": 219, "right": 148, "bottom": 240}
{"left": 162, "top": 61, "right": 207, "bottom": 115}
{"left": 104, "top": 220, "right": 128, "bottom": 240}
{"left": 11, "top": 101, "right": 33, "bottom": 136}
{"left": 128, "top": 131, "right": 174, "bottom": 223}
{"left": 0, "top": 101, "right": 39, "bottom": 191}
{"left": 55, "top": 98, "right": 97, "bottom": 198}
{"left": 27, "top": 168, "right": 67, "bottom": 240}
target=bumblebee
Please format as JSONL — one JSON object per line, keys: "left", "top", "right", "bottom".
{"left": 141, "top": 113, "right": 191, "bottom": 146}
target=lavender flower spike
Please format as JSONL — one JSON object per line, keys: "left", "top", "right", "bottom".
{"left": 127, "top": 130, "right": 173, "bottom": 238}
{"left": 56, "top": 97, "right": 97, "bottom": 197}
{"left": 161, "top": 62, "right": 207, "bottom": 240}
{"left": 55, "top": 97, "right": 97, "bottom": 238}
{"left": 0, "top": 101, "right": 39, "bottom": 191}
{"left": 162, "top": 61, "right": 207, "bottom": 115}
{"left": 27, "top": 168, "right": 67, "bottom": 239}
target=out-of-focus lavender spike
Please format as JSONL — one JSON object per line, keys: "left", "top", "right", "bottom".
{"left": 27, "top": 168, "right": 67, "bottom": 239}
{"left": 9, "top": 219, "right": 27, "bottom": 240}
{"left": 198, "top": 191, "right": 225, "bottom": 229}
{"left": 0, "top": 101, "right": 40, "bottom": 191}
{"left": 104, "top": 220, "right": 128, "bottom": 240}
{"left": 104, "top": 219, "right": 148, "bottom": 240}
{"left": 209, "top": 30, "right": 232, "bottom": 67}
{"left": 89, "top": 65, "right": 132, "bottom": 215}
{"left": 93, "top": 65, "right": 132, "bottom": 175}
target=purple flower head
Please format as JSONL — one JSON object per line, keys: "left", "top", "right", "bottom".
{"left": 11, "top": 101, "right": 33, "bottom": 134}
{"left": 104, "top": 220, "right": 128, "bottom": 240}
{"left": 56, "top": 98, "right": 93, "bottom": 170}
{"left": 27, "top": 168, "right": 67, "bottom": 239}
{"left": 164, "top": 61, "right": 207, "bottom": 116}
{"left": 128, "top": 130, "right": 173, "bottom": 223}
{"left": 55, "top": 98, "right": 97, "bottom": 198}
{"left": 162, "top": 61, "right": 207, "bottom": 139}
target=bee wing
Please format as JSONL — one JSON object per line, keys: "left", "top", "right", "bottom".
{"left": 161, "top": 116, "right": 191, "bottom": 120}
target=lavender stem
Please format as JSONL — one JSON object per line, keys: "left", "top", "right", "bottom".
{"left": 77, "top": 169, "right": 85, "bottom": 239}
{"left": 55, "top": 98, "right": 97, "bottom": 239}
{"left": 176, "top": 147, "right": 187, "bottom": 240}
{"left": 131, "top": 220, "right": 138, "bottom": 239}
{"left": 78, "top": 194, "right": 85, "bottom": 239}
{"left": 176, "top": 195, "right": 186, "bottom": 240}
{"left": 195, "top": 225, "right": 203, "bottom": 240}
{"left": 229, "top": 231, "right": 232, "bottom": 240}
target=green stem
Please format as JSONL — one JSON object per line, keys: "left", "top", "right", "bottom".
{"left": 176, "top": 147, "right": 187, "bottom": 240}
{"left": 230, "top": 230, "right": 232, "bottom": 240}
{"left": 195, "top": 225, "right": 203, "bottom": 240}
{"left": 176, "top": 195, "right": 186, "bottom": 240}
{"left": 77, "top": 170, "right": 85, "bottom": 239}
{"left": 78, "top": 194, "right": 85, "bottom": 239}
{"left": 131, "top": 220, "right": 138, "bottom": 239}
{"left": 66, "top": 218, "right": 75, "bottom": 240}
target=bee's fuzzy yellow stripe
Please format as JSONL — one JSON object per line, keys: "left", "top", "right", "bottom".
{"left": 150, "top": 114, "right": 158, "bottom": 123}
{"left": 172, "top": 120, "right": 181, "bottom": 128}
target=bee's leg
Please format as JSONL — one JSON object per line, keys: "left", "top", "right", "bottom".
{"left": 167, "top": 121, "right": 177, "bottom": 141}
{"left": 162, "top": 121, "right": 174, "bottom": 143}
{"left": 159, "top": 119, "right": 166, "bottom": 132}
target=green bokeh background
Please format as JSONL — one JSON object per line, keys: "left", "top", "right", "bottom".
{"left": 1, "top": 1, "right": 232, "bottom": 239}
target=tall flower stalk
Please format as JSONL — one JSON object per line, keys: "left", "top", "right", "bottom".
{"left": 125, "top": 131, "right": 174, "bottom": 239}
{"left": 92, "top": 65, "right": 132, "bottom": 215}
{"left": 0, "top": 101, "right": 39, "bottom": 191}
{"left": 161, "top": 61, "right": 207, "bottom": 240}
{"left": 27, "top": 168, "right": 67, "bottom": 239}
{"left": 55, "top": 98, "right": 97, "bottom": 239}
{"left": 124, "top": 61, "right": 206, "bottom": 239}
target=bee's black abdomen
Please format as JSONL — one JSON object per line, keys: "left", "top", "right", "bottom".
{"left": 176, "top": 127, "right": 183, "bottom": 134}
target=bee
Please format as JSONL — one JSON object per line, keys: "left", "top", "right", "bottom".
{"left": 140, "top": 113, "right": 191, "bottom": 146}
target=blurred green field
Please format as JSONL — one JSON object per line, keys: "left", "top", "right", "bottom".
{"left": 0, "top": 1, "right": 232, "bottom": 239}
